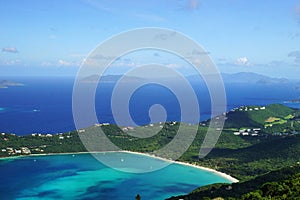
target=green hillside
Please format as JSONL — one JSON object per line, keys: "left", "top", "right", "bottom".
{"left": 168, "top": 165, "right": 300, "bottom": 200}
{"left": 224, "top": 104, "right": 300, "bottom": 134}
{"left": 193, "top": 135, "right": 300, "bottom": 180}
{"left": 179, "top": 104, "right": 300, "bottom": 181}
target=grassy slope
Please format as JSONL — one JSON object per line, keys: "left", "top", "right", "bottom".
{"left": 224, "top": 104, "right": 296, "bottom": 129}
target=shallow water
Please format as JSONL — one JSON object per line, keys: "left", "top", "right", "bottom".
{"left": 0, "top": 152, "right": 231, "bottom": 200}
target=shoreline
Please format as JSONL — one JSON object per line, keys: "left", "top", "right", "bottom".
{"left": 0, "top": 150, "right": 239, "bottom": 183}
{"left": 119, "top": 150, "right": 239, "bottom": 183}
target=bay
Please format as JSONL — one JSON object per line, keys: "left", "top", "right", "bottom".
{"left": 0, "top": 152, "right": 232, "bottom": 200}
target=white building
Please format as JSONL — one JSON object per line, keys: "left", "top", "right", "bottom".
{"left": 21, "top": 147, "right": 31, "bottom": 154}
{"left": 233, "top": 132, "right": 240, "bottom": 136}
{"left": 15, "top": 149, "right": 22, "bottom": 154}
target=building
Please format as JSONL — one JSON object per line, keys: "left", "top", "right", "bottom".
{"left": 21, "top": 147, "right": 31, "bottom": 154}
{"left": 15, "top": 149, "right": 22, "bottom": 154}
{"left": 233, "top": 132, "right": 240, "bottom": 136}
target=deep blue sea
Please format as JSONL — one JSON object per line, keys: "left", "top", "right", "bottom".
{"left": 0, "top": 76, "right": 299, "bottom": 135}
{"left": 0, "top": 152, "right": 232, "bottom": 199}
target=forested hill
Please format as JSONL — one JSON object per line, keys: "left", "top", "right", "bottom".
{"left": 168, "top": 165, "right": 300, "bottom": 200}
{"left": 169, "top": 104, "right": 300, "bottom": 199}
{"left": 180, "top": 104, "right": 300, "bottom": 181}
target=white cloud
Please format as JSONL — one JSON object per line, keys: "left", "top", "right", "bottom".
{"left": 234, "top": 57, "right": 251, "bottom": 66}
{"left": 113, "top": 60, "right": 139, "bottom": 68}
{"left": 41, "top": 59, "right": 80, "bottom": 67}
{"left": 288, "top": 51, "right": 300, "bottom": 64}
{"left": 57, "top": 59, "right": 81, "bottom": 67}
{"left": 41, "top": 61, "right": 53, "bottom": 67}
{"left": 0, "top": 59, "right": 21, "bottom": 66}
{"left": 58, "top": 59, "right": 71, "bottom": 66}
{"left": 2, "top": 47, "right": 18, "bottom": 53}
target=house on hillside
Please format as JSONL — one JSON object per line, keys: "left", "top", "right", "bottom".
{"left": 21, "top": 147, "right": 31, "bottom": 154}
{"left": 14, "top": 149, "right": 22, "bottom": 154}
{"left": 233, "top": 132, "right": 240, "bottom": 135}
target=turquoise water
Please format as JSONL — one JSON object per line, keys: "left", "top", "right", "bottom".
{"left": 0, "top": 152, "right": 232, "bottom": 199}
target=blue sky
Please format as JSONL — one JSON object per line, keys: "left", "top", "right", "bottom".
{"left": 1, "top": 0, "right": 300, "bottom": 79}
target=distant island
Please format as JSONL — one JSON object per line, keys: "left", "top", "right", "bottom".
{"left": 285, "top": 99, "right": 300, "bottom": 103}
{"left": 0, "top": 80, "right": 24, "bottom": 88}
{"left": 80, "top": 74, "right": 145, "bottom": 83}
{"left": 80, "top": 72, "right": 295, "bottom": 85}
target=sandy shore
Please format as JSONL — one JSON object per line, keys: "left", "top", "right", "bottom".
{"left": 0, "top": 150, "right": 238, "bottom": 183}
{"left": 118, "top": 150, "right": 239, "bottom": 183}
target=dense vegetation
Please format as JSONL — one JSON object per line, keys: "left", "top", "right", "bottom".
{"left": 1, "top": 103, "right": 300, "bottom": 199}
{"left": 168, "top": 165, "right": 300, "bottom": 199}
{"left": 0, "top": 131, "right": 86, "bottom": 157}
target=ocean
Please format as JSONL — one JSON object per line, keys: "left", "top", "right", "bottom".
{"left": 0, "top": 152, "right": 232, "bottom": 199}
{"left": 0, "top": 76, "right": 299, "bottom": 135}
